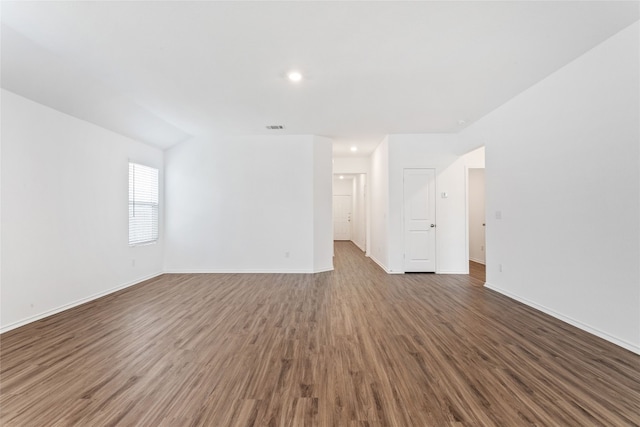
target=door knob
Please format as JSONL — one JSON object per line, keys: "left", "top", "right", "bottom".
{"left": 430, "top": 224, "right": 435, "bottom": 228}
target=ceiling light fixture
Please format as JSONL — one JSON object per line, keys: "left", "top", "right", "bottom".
{"left": 339, "top": 175, "right": 344, "bottom": 180}
{"left": 350, "top": 146, "right": 358, "bottom": 152}
{"left": 287, "top": 71, "right": 303, "bottom": 83}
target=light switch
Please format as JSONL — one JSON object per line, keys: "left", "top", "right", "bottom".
{"left": 495, "top": 211, "right": 502, "bottom": 220}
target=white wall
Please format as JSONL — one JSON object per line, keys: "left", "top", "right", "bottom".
{"left": 333, "top": 157, "right": 370, "bottom": 175}
{"left": 461, "top": 22, "right": 640, "bottom": 353}
{"left": 352, "top": 174, "right": 367, "bottom": 252}
{"left": 313, "top": 136, "right": 334, "bottom": 272}
{"left": 468, "top": 168, "right": 486, "bottom": 264}
{"left": 1, "top": 89, "right": 164, "bottom": 332}
{"left": 386, "top": 135, "right": 484, "bottom": 274}
{"left": 164, "top": 134, "right": 332, "bottom": 273}
{"left": 369, "top": 137, "right": 389, "bottom": 270}
{"left": 332, "top": 177, "right": 353, "bottom": 195}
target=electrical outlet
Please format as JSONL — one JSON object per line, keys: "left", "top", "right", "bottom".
{"left": 499, "top": 264, "right": 503, "bottom": 272}
{"left": 131, "top": 259, "right": 136, "bottom": 267}
{"left": 285, "top": 251, "right": 290, "bottom": 258}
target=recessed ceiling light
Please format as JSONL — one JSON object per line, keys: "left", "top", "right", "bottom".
{"left": 350, "top": 146, "right": 358, "bottom": 152}
{"left": 339, "top": 175, "right": 344, "bottom": 180}
{"left": 458, "top": 119, "right": 467, "bottom": 126}
{"left": 287, "top": 71, "right": 303, "bottom": 82}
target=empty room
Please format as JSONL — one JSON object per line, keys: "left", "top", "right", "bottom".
{"left": 1, "top": 1, "right": 639, "bottom": 426}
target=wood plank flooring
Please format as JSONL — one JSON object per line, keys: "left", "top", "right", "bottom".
{"left": 1, "top": 242, "right": 639, "bottom": 426}
{"left": 469, "top": 261, "right": 486, "bottom": 283}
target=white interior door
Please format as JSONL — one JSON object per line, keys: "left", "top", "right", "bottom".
{"left": 403, "top": 168, "right": 436, "bottom": 272}
{"left": 333, "top": 195, "right": 352, "bottom": 240}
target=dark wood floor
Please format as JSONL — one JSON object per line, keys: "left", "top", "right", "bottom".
{"left": 1, "top": 242, "right": 639, "bottom": 426}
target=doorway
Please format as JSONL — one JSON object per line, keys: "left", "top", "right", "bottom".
{"left": 332, "top": 174, "right": 367, "bottom": 251}
{"left": 468, "top": 167, "right": 486, "bottom": 281}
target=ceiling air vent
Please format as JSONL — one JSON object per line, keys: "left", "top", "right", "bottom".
{"left": 266, "top": 125, "right": 285, "bottom": 130}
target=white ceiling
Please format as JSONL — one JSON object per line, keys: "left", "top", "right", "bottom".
{"left": 2, "top": 1, "right": 638, "bottom": 156}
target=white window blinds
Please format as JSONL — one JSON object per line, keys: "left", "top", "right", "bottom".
{"left": 129, "top": 162, "right": 159, "bottom": 246}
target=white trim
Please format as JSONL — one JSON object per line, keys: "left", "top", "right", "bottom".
{"left": 485, "top": 282, "right": 640, "bottom": 355}
{"left": 0, "top": 272, "right": 164, "bottom": 334}
{"left": 464, "top": 165, "right": 470, "bottom": 271}
{"left": 313, "top": 266, "right": 334, "bottom": 273}
{"left": 368, "top": 254, "right": 400, "bottom": 274}
{"left": 163, "top": 268, "right": 326, "bottom": 274}
{"left": 469, "top": 257, "right": 486, "bottom": 265}
{"left": 437, "top": 270, "right": 469, "bottom": 274}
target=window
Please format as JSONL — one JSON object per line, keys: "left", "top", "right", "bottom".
{"left": 129, "top": 162, "right": 159, "bottom": 245}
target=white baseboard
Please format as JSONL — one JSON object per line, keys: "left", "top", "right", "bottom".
{"left": 437, "top": 270, "right": 468, "bottom": 274}
{"left": 368, "top": 254, "right": 390, "bottom": 273}
{"left": 469, "top": 257, "right": 485, "bottom": 265}
{"left": 367, "top": 255, "right": 404, "bottom": 274}
{"left": 163, "top": 268, "right": 327, "bottom": 274}
{"left": 485, "top": 282, "right": 640, "bottom": 355}
{"left": 0, "top": 272, "right": 164, "bottom": 335}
